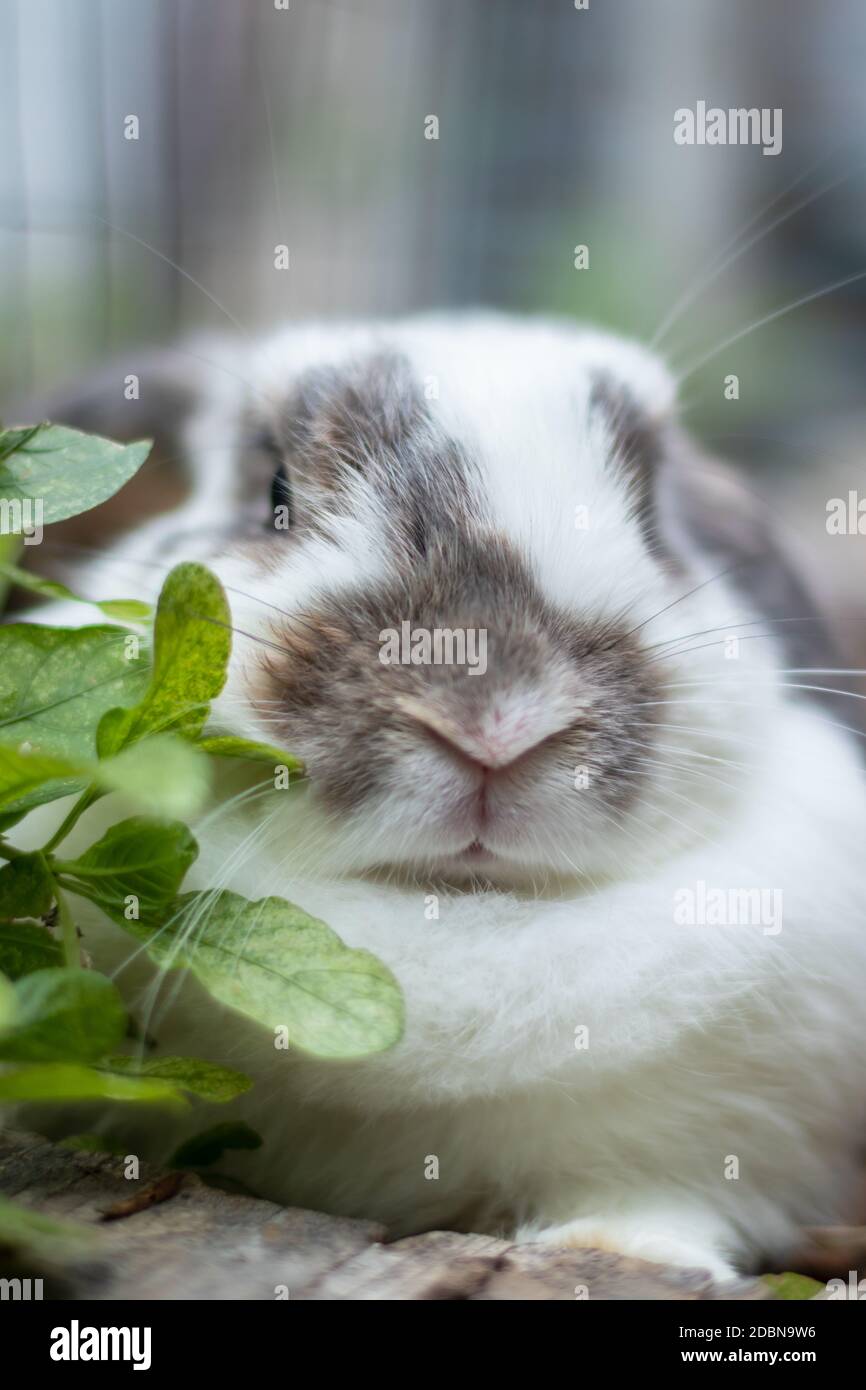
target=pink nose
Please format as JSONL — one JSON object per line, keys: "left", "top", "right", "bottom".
{"left": 394, "top": 695, "right": 553, "bottom": 772}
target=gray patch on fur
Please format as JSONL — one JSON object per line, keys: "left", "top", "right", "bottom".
{"left": 255, "top": 528, "right": 661, "bottom": 820}
{"left": 590, "top": 379, "right": 857, "bottom": 732}
{"left": 659, "top": 433, "right": 859, "bottom": 729}
{"left": 262, "top": 350, "right": 484, "bottom": 553}
{"left": 589, "top": 371, "right": 672, "bottom": 563}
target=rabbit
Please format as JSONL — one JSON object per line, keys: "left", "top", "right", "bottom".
{"left": 13, "top": 312, "right": 866, "bottom": 1282}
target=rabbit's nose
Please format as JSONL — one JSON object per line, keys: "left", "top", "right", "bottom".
{"left": 394, "top": 694, "right": 560, "bottom": 773}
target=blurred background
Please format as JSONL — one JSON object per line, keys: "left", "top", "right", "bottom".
{"left": 1, "top": 0, "right": 865, "bottom": 637}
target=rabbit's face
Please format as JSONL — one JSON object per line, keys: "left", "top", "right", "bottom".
{"left": 208, "top": 317, "right": 780, "bottom": 884}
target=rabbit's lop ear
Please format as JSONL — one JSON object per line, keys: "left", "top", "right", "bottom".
{"left": 657, "top": 433, "right": 860, "bottom": 726}
{"left": 590, "top": 369, "right": 848, "bottom": 698}
{"left": 3, "top": 336, "right": 240, "bottom": 549}
{"left": 8, "top": 337, "right": 233, "bottom": 459}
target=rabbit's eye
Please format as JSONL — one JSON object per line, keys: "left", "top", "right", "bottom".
{"left": 270, "top": 460, "right": 294, "bottom": 526}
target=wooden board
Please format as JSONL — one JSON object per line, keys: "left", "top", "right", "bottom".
{"left": 0, "top": 1128, "right": 775, "bottom": 1300}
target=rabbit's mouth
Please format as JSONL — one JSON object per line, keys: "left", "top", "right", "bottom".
{"left": 458, "top": 839, "right": 497, "bottom": 861}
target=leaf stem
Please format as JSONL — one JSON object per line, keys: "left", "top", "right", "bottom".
{"left": 41, "top": 786, "right": 101, "bottom": 854}
{"left": 0, "top": 532, "right": 23, "bottom": 611}
{"left": 54, "top": 884, "right": 80, "bottom": 970}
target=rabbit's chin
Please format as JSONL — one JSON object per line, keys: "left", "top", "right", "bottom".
{"left": 275, "top": 798, "right": 632, "bottom": 887}
{"left": 237, "top": 786, "right": 668, "bottom": 890}
{"left": 365, "top": 845, "right": 579, "bottom": 891}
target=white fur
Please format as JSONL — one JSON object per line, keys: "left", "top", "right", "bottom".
{"left": 15, "top": 314, "right": 866, "bottom": 1280}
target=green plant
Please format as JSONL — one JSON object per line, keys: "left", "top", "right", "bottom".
{"left": 0, "top": 422, "right": 404, "bottom": 1141}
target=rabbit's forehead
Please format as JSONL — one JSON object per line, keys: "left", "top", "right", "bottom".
{"left": 247, "top": 317, "right": 674, "bottom": 618}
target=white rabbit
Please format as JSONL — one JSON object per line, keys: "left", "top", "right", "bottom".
{"left": 16, "top": 314, "right": 866, "bottom": 1280}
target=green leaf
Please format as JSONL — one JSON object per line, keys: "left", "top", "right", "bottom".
{"left": 761, "top": 1272, "right": 825, "bottom": 1300}
{"left": 0, "top": 921, "right": 63, "bottom": 979}
{"left": 93, "top": 736, "right": 212, "bottom": 820}
{"left": 0, "top": 1192, "right": 94, "bottom": 1261}
{"left": 0, "top": 423, "right": 151, "bottom": 525}
{"left": 105, "top": 1055, "right": 251, "bottom": 1102}
{"left": 149, "top": 890, "right": 405, "bottom": 1060}
{"left": 99, "top": 562, "right": 231, "bottom": 754}
{"left": 170, "top": 1121, "right": 262, "bottom": 1169}
{"left": 0, "top": 531, "right": 22, "bottom": 608}
{"left": 0, "top": 561, "right": 151, "bottom": 623}
{"left": 0, "top": 734, "right": 210, "bottom": 821}
{"left": 0, "top": 423, "right": 42, "bottom": 464}
{"left": 86, "top": 598, "right": 151, "bottom": 623}
{"left": 0, "top": 968, "right": 126, "bottom": 1063}
{"left": 198, "top": 735, "right": 302, "bottom": 769}
{"left": 56, "top": 817, "right": 198, "bottom": 929}
{"left": 0, "top": 854, "right": 54, "bottom": 920}
{"left": 0, "top": 1061, "right": 189, "bottom": 1105}
{"left": 0, "top": 972, "right": 17, "bottom": 1032}
{"left": 59, "top": 1132, "right": 128, "bottom": 1156}
{"left": 0, "top": 743, "right": 88, "bottom": 816}
{"left": 0, "top": 622, "right": 149, "bottom": 790}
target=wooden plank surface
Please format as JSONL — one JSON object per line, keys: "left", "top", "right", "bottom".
{"left": 0, "top": 1129, "right": 774, "bottom": 1300}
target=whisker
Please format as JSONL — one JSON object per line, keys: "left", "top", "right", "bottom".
{"left": 96, "top": 215, "right": 252, "bottom": 339}
{"left": 662, "top": 678, "right": 866, "bottom": 706}
{"left": 614, "top": 562, "right": 743, "bottom": 644}
{"left": 639, "top": 615, "right": 823, "bottom": 655}
{"left": 654, "top": 155, "right": 863, "bottom": 351}
{"left": 632, "top": 731, "right": 754, "bottom": 767}
{"left": 678, "top": 265, "right": 866, "bottom": 385}
{"left": 636, "top": 697, "right": 866, "bottom": 748}
{"left": 110, "top": 781, "right": 278, "bottom": 984}
{"left": 35, "top": 539, "right": 337, "bottom": 646}
{"left": 645, "top": 633, "right": 781, "bottom": 664}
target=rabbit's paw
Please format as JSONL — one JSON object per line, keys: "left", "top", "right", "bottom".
{"left": 517, "top": 1207, "right": 740, "bottom": 1283}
